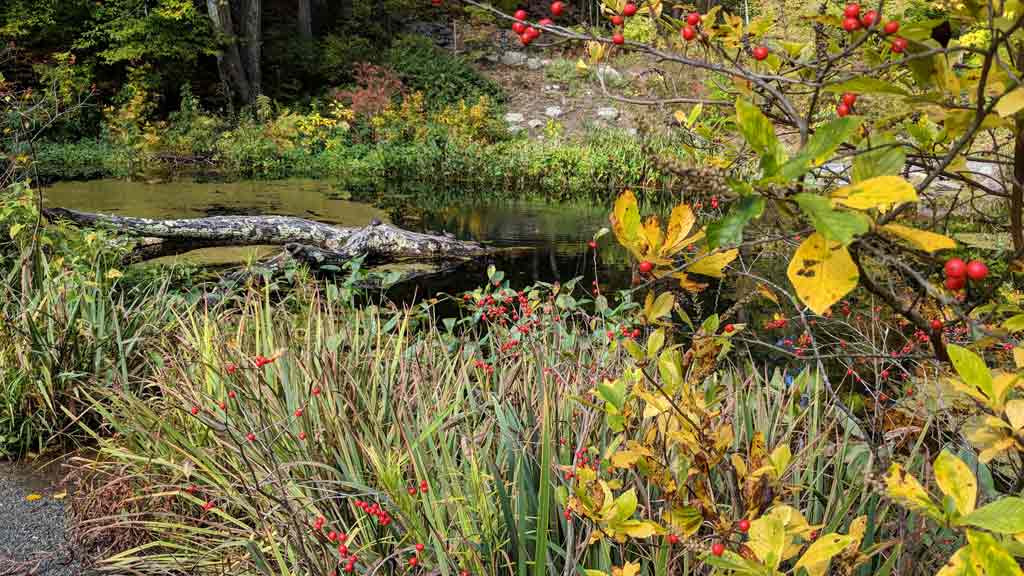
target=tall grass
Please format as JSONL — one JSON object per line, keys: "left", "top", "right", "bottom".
{"left": 65, "top": 280, "right": 894, "bottom": 575}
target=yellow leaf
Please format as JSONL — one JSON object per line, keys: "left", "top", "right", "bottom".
{"left": 793, "top": 533, "right": 856, "bottom": 576}
{"left": 769, "top": 443, "right": 791, "bottom": 478}
{"left": 614, "top": 520, "right": 661, "bottom": 539}
{"left": 673, "top": 110, "right": 687, "bottom": 125}
{"left": 831, "top": 175, "right": 918, "bottom": 212}
{"left": 642, "top": 216, "right": 664, "bottom": 256}
{"left": 106, "top": 268, "right": 124, "bottom": 280}
{"left": 847, "top": 516, "right": 868, "bottom": 551}
{"left": 995, "top": 86, "right": 1024, "bottom": 117}
{"left": 880, "top": 224, "right": 957, "bottom": 253}
{"left": 25, "top": 493, "right": 42, "bottom": 501}
{"left": 747, "top": 512, "right": 787, "bottom": 569}
{"left": 52, "top": 491, "right": 67, "bottom": 500}
{"left": 687, "top": 248, "right": 738, "bottom": 278}
{"left": 786, "top": 233, "right": 859, "bottom": 315}
{"left": 1006, "top": 400, "right": 1024, "bottom": 430}
{"left": 663, "top": 506, "right": 702, "bottom": 537}
{"left": 612, "top": 562, "right": 641, "bottom": 576}
{"left": 610, "top": 190, "right": 646, "bottom": 260}
{"left": 661, "top": 204, "right": 696, "bottom": 256}
{"left": 885, "top": 463, "right": 938, "bottom": 515}
{"left": 644, "top": 292, "right": 675, "bottom": 322}
{"left": 1014, "top": 346, "right": 1024, "bottom": 368}
{"left": 672, "top": 272, "right": 708, "bottom": 292}
{"left": 934, "top": 450, "right": 977, "bottom": 516}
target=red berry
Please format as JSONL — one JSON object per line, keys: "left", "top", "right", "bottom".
{"left": 843, "top": 16, "right": 861, "bottom": 31}
{"left": 861, "top": 10, "right": 879, "bottom": 27}
{"left": 841, "top": 92, "right": 857, "bottom": 106}
{"left": 610, "top": 14, "right": 624, "bottom": 25}
{"left": 298, "top": 431, "right": 307, "bottom": 440}
{"left": 538, "top": 18, "right": 553, "bottom": 26}
{"left": 520, "top": 33, "right": 532, "bottom": 45}
{"left": 294, "top": 408, "right": 303, "bottom": 417}
{"left": 312, "top": 386, "right": 321, "bottom": 396}
{"left": 638, "top": 261, "right": 654, "bottom": 274}
{"left": 409, "top": 557, "right": 419, "bottom": 567}
{"left": 228, "top": 390, "right": 236, "bottom": 399}
{"left": 724, "top": 324, "right": 735, "bottom": 333}
{"left": 432, "top": 0, "right": 441, "bottom": 5}
{"left": 686, "top": 12, "right": 701, "bottom": 26}
{"left": 343, "top": 563, "right": 354, "bottom": 573}
{"left": 612, "top": 32, "right": 625, "bottom": 45}
{"left": 622, "top": 2, "right": 637, "bottom": 16}
{"left": 631, "top": 328, "right": 640, "bottom": 338}
{"left": 415, "top": 543, "right": 425, "bottom": 552}
{"left": 891, "top": 37, "right": 907, "bottom": 53}
{"left": 844, "top": 3, "right": 861, "bottom": 18}
{"left": 930, "top": 319, "right": 943, "bottom": 331}
{"left": 218, "top": 401, "right": 226, "bottom": 410}
{"left": 588, "top": 240, "right": 597, "bottom": 249}
{"left": 944, "top": 258, "right": 966, "bottom": 278}
{"left": 550, "top": 1, "right": 565, "bottom": 17}
{"left": 328, "top": 531, "right": 338, "bottom": 542}
{"left": 966, "top": 260, "right": 988, "bottom": 281}
{"left": 944, "top": 275, "right": 966, "bottom": 291}
{"left": 752, "top": 45, "right": 769, "bottom": 60}
{"left": 681, "top": 25, "right": 696, "bottom": 41}
{"left": 512, "top": 21, "right": 526, "bottom": 34}
{"left": 738, "top": 518, "right": 751, "bottom": 532}
{"left": 247, "top": 432, "right": 256, "bottom": 442}
{"left": 420, "top": 479, "right": 429, "bottom": 492}
{"left": 836, "top": 103, "right": 850, "bottom": 117}
{"left": 408, "top": 486, "right": 418, "bottom": 495}
{"left": 711, "top": 542, "right": 726, "bottom": 556}
{"left": 526, "top": 26, "right": 540, "bottom": 39}
{"left": 190, "top": 406, "right": 200, "bottom": 415}
{"left": 514, "top": 9, "right": 527, "bottom": 20}
{"left": 884, "top": 20, "right": 900, "bottom": 34}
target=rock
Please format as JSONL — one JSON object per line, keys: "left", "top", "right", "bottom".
{"left": 545, "top": 106, "right": 564, "bottom": 118}
{"left": 527, "top": 57, "right": 545, "bottom": 70}
{"left": 596, "top": 107, "right": 620, "bottom": 121}
{"left": 596, "top": 65, "right": 623, "bottom": 84}
{"left": 504, "top": 112, "right": 525, "bottom": 124}
{"left": 501, "top": 51, "right": 528, "bottom": 66}
{"left": 484, "top": 53, "right": 500, "bottom": 63}
{"left": 508, "top": 125, "right": 525, "bottom": 133}
{"left": 543, "top": 84, "right": 561, "bottom": 93}
{"left": 528, "top": 119, "right": 545, "bottom": 129}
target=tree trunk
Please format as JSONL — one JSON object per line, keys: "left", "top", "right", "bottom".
{"left": 297, "top": 0, "right": 313, "bottom": 40}
{"left": 42, "top": 209, "right": 492, "bottom": 265}
{"left": 206, "top": 0, "right": 253, "bottom": 105}
{"left": 242, "top": 0, "right": 262, "bottom": 101}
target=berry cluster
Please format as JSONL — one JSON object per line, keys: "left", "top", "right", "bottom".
{"left": 942, "top": 257, "right": 988, "bottom": 291}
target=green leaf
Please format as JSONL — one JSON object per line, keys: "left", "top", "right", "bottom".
{"left": 934, "top": 450, "right": 977, "bottom": 517}
{"left": 1003, "top": 314, "right": 1024, "bottom": 333}
{"left": 596, "top": 379, "right": 626, "bottom": 412}
{"left": 9, "top": 223, "right": 24, "bottom": 239}
{"left": 852, "top": 136, "right": 906, "bottom": 182}
{"left": 736, "top": 99, "right": 786, "bottom": 176}
{"left": 824, "top": 77, "right": 909, "bottom": 96}
{"left": 793, "top": 193, "right": 870, "bottom": 245}
{"left": 960, "top": 498, "right": 1024, "bottom": 534}
{"left": 706, "top": 196, "right": 765, "bottom": 249}
{"left": 947, "top": 344, "right": 994, "bottom": 401}
{"left": 645, "top": 292, "right": 674, "bottom": 323}
{"left": 779, "top": 116, "right": 863, "bottom": 181}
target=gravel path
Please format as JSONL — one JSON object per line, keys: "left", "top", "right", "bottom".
{"left": 0, "top": 462, "right": 81, "bottom": 576}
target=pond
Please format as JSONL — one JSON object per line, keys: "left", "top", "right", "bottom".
{"left": 43, "top": 178, "right": 635, "bottom": 297}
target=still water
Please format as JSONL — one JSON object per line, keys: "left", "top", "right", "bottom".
{"left": 43, "top": 178, "right": 634, "bottom": 295}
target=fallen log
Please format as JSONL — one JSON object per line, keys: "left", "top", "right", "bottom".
{"left": 42, "top": 208, "right": 491, "bottom": 265}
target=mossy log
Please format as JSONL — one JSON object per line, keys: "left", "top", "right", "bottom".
{"left": 42, "top": 208, "right": 491, "bottom": 266}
